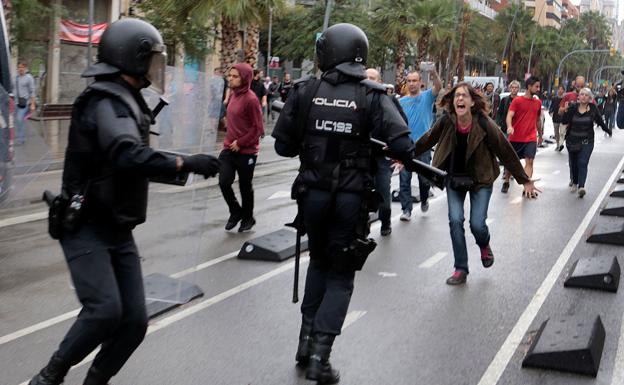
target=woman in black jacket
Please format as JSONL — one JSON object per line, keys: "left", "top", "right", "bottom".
{"left": 603, "top": 87, "right": 617, "bottom": 130}
{"left": 559, "top": 87, "right": 612, "bottom": 198}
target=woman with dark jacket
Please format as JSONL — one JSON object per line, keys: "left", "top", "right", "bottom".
{"left": 414, "top": 82, "right": 540, "bottom": 285}
{"left": 603, "top": 87, "right": 617, "bottom": 131}
{"left": 559, "top": 87, "right": 611, "bottom": 198}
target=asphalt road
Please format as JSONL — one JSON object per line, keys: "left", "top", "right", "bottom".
{"left": 2, "top": 116, "right": 624, "bottom": 385}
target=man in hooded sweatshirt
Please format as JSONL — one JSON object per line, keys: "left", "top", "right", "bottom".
{"left": 219, "top": 63, "right": 264, "bottom": 232}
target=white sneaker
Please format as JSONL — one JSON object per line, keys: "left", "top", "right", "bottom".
{"left": 400, "top": 211, "right": 411, "bottom": 221}
{"left": 570, "top": 184, "right": 578, "bottom": 193}
{"left": 578, "top": 187, "right": 586, "bottom": 198}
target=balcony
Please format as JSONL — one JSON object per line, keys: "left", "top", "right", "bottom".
{"left": 465, "top": 0, "right": 498, "bottom": 20}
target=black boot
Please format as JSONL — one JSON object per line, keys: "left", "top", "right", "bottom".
{"left": 29, "top": 352, "right": 70, "bottom": 385}
{"left": 305, "top": 333, "right": 340, "bottom": 384}
{"left": 295, "top": 315, "right": 314, "bottom": 365}
{"left": 83, "top": 366, "right": 110, "bottom": 385}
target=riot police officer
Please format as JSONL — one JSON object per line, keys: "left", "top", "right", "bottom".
{"left": 272, "top": 23, "right": 423, "bottom": 384}
{"left": 29, "top": 19, "right": 220, "bottom": 385}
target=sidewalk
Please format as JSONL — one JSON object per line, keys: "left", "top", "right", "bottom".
{"left": 1, "top": 116, "right": 283, "bottom": 214}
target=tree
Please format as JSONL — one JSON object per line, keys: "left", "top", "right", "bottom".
{"left": 6, "top": 0, "right": 55, "bottom": 59}
{"left": 409, "top": 0, "right": 458, "bottom": 64}
{"left": 372, "top": 0, "right": 419, "bottom": 87}
{"left": 138, "top": 0, "right": 217, "bottom": 62}
{"left": 163, "top": 0, "right": 285, "bottom": 70}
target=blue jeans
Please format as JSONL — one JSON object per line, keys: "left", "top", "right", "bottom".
{"left": 15, "top": 106, "right": 28, "bottom": 143}
{"left": 374, "top": 156, "right": 392, "bottom": 228}
{"left": 446, "top": 182, "right": 492, "bottom": 273}
{"left": 568, "top": 142, "right": 594, "bottom": 188}
{"left": 399, "top": 150, "right": 431, "bottom": 213}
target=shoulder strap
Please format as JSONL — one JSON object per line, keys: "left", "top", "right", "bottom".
{"left": 15, "top": 75, "right": 19, "bottom": 99}
{"left": 295, "top": 78, "right": 322, "bottom": 144}
{"left": 88, "top": 81, "right": 144, "bottom": 124}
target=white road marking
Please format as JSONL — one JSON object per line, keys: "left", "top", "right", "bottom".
{"left": 510, "top": 197, "right": 523, "bottom": 204}
{"left": 17, "top": 256, "right": 311, "bottom": 385}
{"left": 267, "top": 190, "right": 291, "bottom": 200}
{"left": 0, "top": 211, "right": 48, "bottom": 229}
{"left": 0, "top": 309, "right": 81, "bottom": 347}
{"left": 0, "top": 249, "right": 241, "bottom": 347}
{"left": 170, "top": 251, "right": 239, "bottom": 279}
{"left": 378, "top": 272, "right": 397, "bottom": 278}
{"left": 477, "top": 153, "right": 624, "bottom": 385}
{"left": 419, "top": 252, "right": 447, "bottom": 269}
{"left": 341, "top": 310, "right": 367, "bottom": 331}
{"left": 552, "top": 170, "right": 561, "bottom": 175}
{"left": 610, "top": 310, "right": 624, "bottom": 385}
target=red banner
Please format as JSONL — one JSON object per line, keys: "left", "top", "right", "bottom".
{"left": 59, "top": 19, "right": 108, "bottom": 44}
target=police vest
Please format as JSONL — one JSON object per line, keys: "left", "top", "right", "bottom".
{"left": 63, "top": 81, "right": 152, "bottom": 228}
{"left": 299, "top": 80, "right": 372, "bottom": 193}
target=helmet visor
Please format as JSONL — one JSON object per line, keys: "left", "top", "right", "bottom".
{"left": 147, "top": 51, "right": 167, "bottom": 94}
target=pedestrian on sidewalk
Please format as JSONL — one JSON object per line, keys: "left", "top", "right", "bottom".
{"left": 28, "top": 19, "right": 221, "bottom": 385}
{"left": 603, "top": 87, "right": 617, "bottom": 131}
{"left": 549, "top": 85, "right": 566, "bottom": 151}
{"left": 13, "top": 61, "right": 36, "bottom": 145}
{"left": 502, "top": 76, "right": 543, "bottom": 197}
{"left": 397, "top": 67, "right": 442, "bottom": 221}
{"left": 413, "top": 82, "right": 540, "bottom": 285}
{"left": 219, "top": 63, "right": 264, "bottom": 232}
{"left": 559, "top": 87, "right": 611, "bottom": 198}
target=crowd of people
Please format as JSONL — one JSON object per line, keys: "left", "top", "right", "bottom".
{"left": 24, "top": 17, "right": 622, "bottom": 385}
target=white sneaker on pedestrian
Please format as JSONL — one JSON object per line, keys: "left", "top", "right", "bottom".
{"left": 570, "top": 184, "right": 578, "bottom": 193}
{"left": 578, "top": 187, "right": 586, "bottom": 198}
{"left": 400, "top": 211, "right": 411, "bottom": 221}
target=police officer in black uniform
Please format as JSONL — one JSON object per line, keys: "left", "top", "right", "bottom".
{"left": 272, "top": 23, "right": 422, "bottom": 384}
{"left": 29, "top": 19, "right": 220, "bottom": 385}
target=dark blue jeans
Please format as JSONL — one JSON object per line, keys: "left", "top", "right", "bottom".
{"left": 399, "top": 150, "right": 431, "bottom": 213}
{"left": 446, "top": 182, "right": 493, "bottom": 273}
{"left": 374, "top": 156, "right": 392, "bottom": 228}
{"left": 568, "top": 142, "right": 594, "bottom": 188}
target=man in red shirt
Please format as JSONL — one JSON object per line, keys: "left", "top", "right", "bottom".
{"left": 502, "top": 76, "right": 543, "bottom": 197}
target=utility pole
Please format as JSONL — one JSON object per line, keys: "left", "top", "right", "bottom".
{"left": 87, "top": 0, "right": 94, "bottom": 68}
{"left": 322, "top": 0, "right": 334, "bottom": 31}
{"left": 266, "top": 7, "right": 272, "bottom": 77}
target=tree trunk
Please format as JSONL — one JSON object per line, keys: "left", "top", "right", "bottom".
{"left": 244, "top": 22, "right": 260, "bottom": 67}
{"left": 395, "top": 33, "right": 407, "bottom": 91}
{"left": 220, "top": 15, "right": 240, "bottom": 71}
{"left": 456, "top": 8, "right": 470, "bottom": 81}
{"left": 416, "top": 28, "right": 431, "bottom": 65}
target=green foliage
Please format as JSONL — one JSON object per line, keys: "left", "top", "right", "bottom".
{"left": 8, "top": 0, "right": 54, "bottom": 58}
{"left": 267, "top": 2, "right": 388, "bottom": 67}
{"left": 138, "top": 0, "right": 218, "bottom": 61}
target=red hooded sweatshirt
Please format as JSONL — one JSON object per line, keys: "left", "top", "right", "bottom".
{"left": 224, "top": 63, "right": 264, "bottom": 155}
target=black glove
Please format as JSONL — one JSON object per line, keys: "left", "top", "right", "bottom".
{"left": 182, "top": 154, "right": 221, "bottom": 178}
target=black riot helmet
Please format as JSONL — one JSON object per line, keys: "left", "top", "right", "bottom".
{"left": 82, "top": 18, "right": 167, "bottom": 93}
{"left": 316, "top": 23, "right": 368, "bottom": 75}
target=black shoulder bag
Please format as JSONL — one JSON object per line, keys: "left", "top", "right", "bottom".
{"left": 448, "top": 130, "right": 475, "bottom": 191}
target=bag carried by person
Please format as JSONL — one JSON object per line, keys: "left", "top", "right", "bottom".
{"left": 16, "top": 76, "right": 28, "bottom": 108}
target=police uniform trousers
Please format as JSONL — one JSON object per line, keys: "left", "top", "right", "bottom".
{"left": 56, "top": 222, "right": 148, "bottom": 377}
{"left": 301, "top": 188, "right": 361, "bottom": 335}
